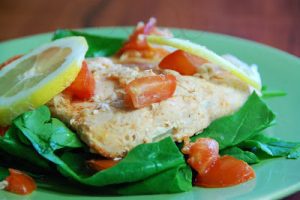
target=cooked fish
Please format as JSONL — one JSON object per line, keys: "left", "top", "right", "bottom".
{"left": 48, "top": 57, "right": 250, "bottom": 158}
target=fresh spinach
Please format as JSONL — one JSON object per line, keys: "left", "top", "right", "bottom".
{"left": 52, "top": 29, "right": 125, "bottom": 57}
{"left": 191, "top": 92, "right": 299, "bottom": 162}
{"left": 192, "top": 92, "right": 276, "bottom": 149}
{"left": 0, "top": 126, "right": 51, "bottom": 171}
{"left": 261, "top": 86, "right": 287, "bottom": 99}
{"left": 288, "top": 147, "right": 300, "bottom": 159}
{"left": 117, "top": 164, "right": 192, "bottom": 195}
{"left": 0, "top": 167, "right": 9, "bottom": 181}
{"left": 239, "top": 134, "right": 300, "bottom": 159}
{"left": 220, "top": 147, "right": 260, "bottom": 164}
{"left": 10, "top": 106, "right": 192, "bottom": 193}
{"left": 262, "top": 90, "right": 287, "bottom": 99}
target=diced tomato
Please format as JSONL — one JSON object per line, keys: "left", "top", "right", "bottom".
{"left": 0, "top": 55, "right": 22, "bottom": 70}
{"left": 159, "top": 50, "right": 207, "bottom": 75}
{"left": 125, "top": 74, "right": 176, "bottom": 109}
{"left": 4, "top": 168, "right": 36, "bottom": 195}
{"left": 123, "top": 93, "right": 134, "bottom": 108}
{"left": 194, "top": 155, "right": 255, "bottom": 188}
{"left": 118, "top": 18, "right": 156, "bottom": 54}
{"left": 0, "top": 126, "right": 9, "bottom": 137}
{"left": 182, "top": 138, "right": 219, "bottom": 176}
{"left": 117, "top": 18, "right": 172, "bottom": 62}
{"left": 183, "top": 138, "right": 255, "bottom": 188}
{"left": 86, "top": 159, "right": 119, "bottom": 171}
{"left": 64, "top": 61, "right": 95, "bottom": 100}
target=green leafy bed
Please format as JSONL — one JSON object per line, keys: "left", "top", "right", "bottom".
{"left": 0, "top": 30, "right": 299, "bottom": 195}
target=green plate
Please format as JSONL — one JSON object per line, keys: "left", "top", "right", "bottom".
{"left": 0, "top": 28, "right": 299, "bottom": 200}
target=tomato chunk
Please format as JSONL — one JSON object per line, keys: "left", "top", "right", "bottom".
{"left": 64, "top": 61, "right": 95, "bottom": 100}
{"left": 0, "top": 55, "right": 22, "bottom": 70}
{"left": 4, "top": 169, "right": 36, "bottom": 195}
{"left": 159, "top": 50, "right": 206, "bottom": 75}
{"left": 183, "top": 138, "right": 256, "bottom": 188}
{"left": 194, "top": 155, "right": 255, "bottom": 188}
{"left": 0, "top": 126, "right": 9, "bottom": 136}
{"left": 182, "top": 138, "right": 219, "bottom": 176}
{"left": 119, "top": 18, "right": 156, "bottom": 53}
{"left": 86, "top": 159, "right": 119, "bottom": 171}
{"left": 117, "top": 18, "right": 170, "bottom": 62}
{"left": 125, "top": 74, "right": 176, "bottom": 108}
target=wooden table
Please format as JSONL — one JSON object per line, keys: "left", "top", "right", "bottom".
{"left": 0, "top": 0, "right": 299, "bottom": 57}
{"left": 0, "top": 0, "right": 299, "bottom": 199}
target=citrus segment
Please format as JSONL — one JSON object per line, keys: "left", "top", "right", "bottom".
{"left": 0, "top": 36, "right": 88, "bottom": 125}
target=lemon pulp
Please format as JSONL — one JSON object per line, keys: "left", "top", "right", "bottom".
{"left": 0, "top": 37, "right": 88, "bottom": 125}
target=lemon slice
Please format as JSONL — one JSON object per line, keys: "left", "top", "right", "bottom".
{"left": 147, "top": 35, "right": 262, "bottom": 90}
{"left": 0, "top": 36, "right": 88, "bottom": 125}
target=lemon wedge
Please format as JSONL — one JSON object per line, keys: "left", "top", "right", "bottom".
{"left": 147, "top": 35, "right": 262, "bottom": 90}
{"left": 0, "top": 36, "right": 88, "bottom": 125}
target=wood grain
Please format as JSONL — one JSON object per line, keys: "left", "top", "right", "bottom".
{"left": 0, "top": 0, "right": 299, "bottom": 198}
{"left": 0, "top": 0, "right": 299, "bottom": 56}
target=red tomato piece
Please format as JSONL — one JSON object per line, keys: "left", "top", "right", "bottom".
{"left": 183, "top": 138, "right": 219, "bottom": 176}
{"left": 195, "top": 155, "right": 256, "bottom": 188}
{"left": 0, "top": 55, "right": 22, "bottom": 70}
{"left": 64, "top": 61, "right": 95, "bottom": 100}
{"left": 86, "top": 159, "right": 119, "bottom": 171}
{"left": 125, "top": 74, "right": 176, "bottom": 109}
{"left": 119, "top": 18, "right": 156, "bottom": 53}
{"left": 0, "top": 126, "right": 9, "bottom": 137}
{"left": 123, "top": 93, "right": 134, "bottom": 108}
{"left": 159, "top": 50, "right": 207, "bottom": 75}
{"left": 5, "top": 168, "right": 36, "bottom": 195}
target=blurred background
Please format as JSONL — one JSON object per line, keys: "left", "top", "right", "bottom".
{"left": 0, "top": 0, "right": 299, "bottom": 199}
{"left": 0, "top": 0, "right": 299, "bottom": 57}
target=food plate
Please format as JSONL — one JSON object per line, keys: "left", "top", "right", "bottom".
{"left": 0, "top": 27, "right": 299, "bottom": 200}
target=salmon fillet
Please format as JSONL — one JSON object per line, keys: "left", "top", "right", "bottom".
{"left": 47, "top": 57, "right": 250, "bottom": 158}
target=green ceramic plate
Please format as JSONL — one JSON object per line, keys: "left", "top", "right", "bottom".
{"left": 0, "top": 28, "right": 299, "bottom": 200}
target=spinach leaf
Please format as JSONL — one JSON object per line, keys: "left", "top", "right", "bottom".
{"left": 239, "top": 134, "right": 300, "bottom": 159}
{"left": 62, "top": 137, "right": 186, "bottom": 186}
{"left": 288, "top": 146, "right": 300, "bottom": 159}
{"left": 0, "top": 126, "right": 51, "bottom": 171}
{"left": 0, "top": 167, "right": 9, "bottom": 181}
{"left": 52, "top": 29, "right": 125, "bottom": 57}
{"left": 16, "top": 106, "right": 83, "bottom": 151}
{"left": 261, "top": 86, "right": 287, "bottom": 99}
{"left": 262, "top": 91, "right": 287, "bottom": 99}
{"left": 220, "top": 147, "right": 260, "bottom": 164}
{"left": 192, "top": 92, "right": 276, "bottom": 149}
{"left": 117, "top": 164, "right": 192, "bottom": 195}
{"left": 189, "top": 92, "right": 298, "bottom": 162}
{"left": 12, "top": 106, "right": 192, "bottom": 193}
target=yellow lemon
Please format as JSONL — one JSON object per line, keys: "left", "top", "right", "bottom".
{"left": 0, "top": 36, "right": 88, "bottom": 125}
